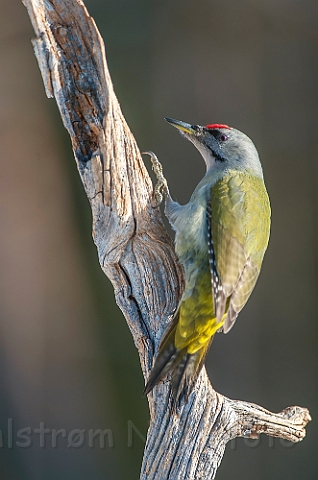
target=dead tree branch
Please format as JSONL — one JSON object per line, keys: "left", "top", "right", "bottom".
{"left": 22, "top": 1, "right": 311, "bottom": 478}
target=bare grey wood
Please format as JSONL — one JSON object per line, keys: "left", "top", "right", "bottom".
{"left": 22, "top": 1, "right": 311, "bottom": 478}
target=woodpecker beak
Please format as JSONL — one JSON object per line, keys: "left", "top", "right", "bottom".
{"left": 165, "top": 118, "right": 197, "bottom": 135}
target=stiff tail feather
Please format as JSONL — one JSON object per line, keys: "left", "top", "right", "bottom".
{"left": 143, "top": 320, "right": 184, "bottom": 397}
{"left": 170, "top": 337, "right": 213, "bottom": 409}
{"left": 143, "top": 320, "right": 214, "bottom": 409}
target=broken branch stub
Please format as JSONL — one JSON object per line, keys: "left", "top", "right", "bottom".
{"left": 22, "top": 1, "right": 311, "bottom": 478}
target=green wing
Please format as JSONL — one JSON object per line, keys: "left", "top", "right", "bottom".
{"left": 210, "top": 173, "right": 271, "bottom": 333}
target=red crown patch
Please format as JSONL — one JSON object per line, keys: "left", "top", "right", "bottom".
{"left": 205, "top": 124, "right": 231, "bottom": 130}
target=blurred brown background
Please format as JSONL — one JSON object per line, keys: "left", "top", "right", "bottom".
{"left": 0, "top": 0, "right": 317, "bottom": 478}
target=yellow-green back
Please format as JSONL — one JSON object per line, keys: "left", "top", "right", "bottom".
{"left": 175, "top": 171, "right": 270, "bottom": 352}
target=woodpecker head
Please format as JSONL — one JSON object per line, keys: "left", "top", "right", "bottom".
{"left": 165, "top": 118, "right": 263, "bottom": 178}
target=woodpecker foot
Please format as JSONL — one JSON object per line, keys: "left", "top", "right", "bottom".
{"left": 142, "top": 151, "right": 169, "bottom": 206}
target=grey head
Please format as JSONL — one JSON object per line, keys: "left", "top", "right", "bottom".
{"left": 165, "top": 118, "right": 263, "bottom": 179}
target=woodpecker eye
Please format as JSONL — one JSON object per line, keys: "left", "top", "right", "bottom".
{"left": 206, "top": 129, "right": 229, "bottom": 142}
{"left": 219, "top": 134, "right": 228, "bottom": 142}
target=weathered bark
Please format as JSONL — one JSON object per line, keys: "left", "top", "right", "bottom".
{"left": 22, "top": 1, "right": 311, "bottom": 478}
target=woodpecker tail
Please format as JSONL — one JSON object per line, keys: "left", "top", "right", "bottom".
{"left": 143, "top": 318, "right": 213, "bottom": 409}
